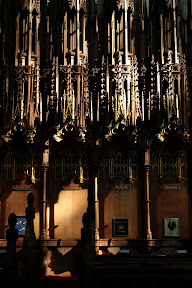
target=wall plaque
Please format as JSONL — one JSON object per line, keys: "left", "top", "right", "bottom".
{"left": 164, "top": 218, "right": 179, "bottom": 237}
{"left": 13, "top": 184, "right": 33, "bottom": 191}
{"left": 112, "top": 218, "right": 128, "bottom": 237}
{"left": 16, "top": 216, "right": 27, "bottom": 236}
{"left": 160, "top": 184, "right": 180, "bottom": 191}
{"left": 113, "top": 184, "right": 131, "bottom": 190}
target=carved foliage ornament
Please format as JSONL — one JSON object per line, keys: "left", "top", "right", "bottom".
{"left": 116, "top": 0, "right": 134, "bottom": 12}
{"left": 68, "top": 0, "right": 86, "bottom": 11}
{"left": 68, "top": 0, "right": 76, "bottom": 9}
{"left": 165, "top": 0, "right": 180, "bottom": 8}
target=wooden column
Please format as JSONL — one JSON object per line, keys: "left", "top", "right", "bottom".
{"left": 76, "top": 0, "right": 80, "bottom": 65}
{"left": 95, "top": 176, "right": 100, "bottom": 242}
{"left": 145, "top": 147, "right": 152, "bottom": 240}
{"left": 55, "top": 56, "right": 59, "bottom": 113}
{"left": 36, "top": 64, "right": 40, "bottom": 116}
{"left": 111, "top": 11, "right": 115, "bottom": 65}
{"left": 64, "top": 12, "right": 68, "bottom": 65}
{"left": 124, "top": 0, "right": 128, "bottom": 64}
{"left": 15, "top": 13, "right": 20, "bottom": 66}
{"left": 40, "top": 143, "right": 49, "bottom": 240}
{"left": 173, "top": 0, "right": 178, "bottom": 64}
{"left": 29, "top": 69, "right": 34, "bottom": 127}
{"left": 36, "top": 15, "right": 40, "bottom": 64}
{"left": 178, "top": 64, "right": 181, "bottom": 121}
{"left": 82, "top": 14, "right": 85, "bottom": 55}
{"left": 160, "top": 12, "right": 164, "bottom": 64}
{"left": 28, "top": 0, "right": 32, "bottom": 66}
{"left": 117, "top": 21, "right": 120, "bottom": 51}
{"left": 27, "top": 74, "right": 31, "bottom": 117}
{"left": 131, "top": 14, "right": 134, "bottom": 55}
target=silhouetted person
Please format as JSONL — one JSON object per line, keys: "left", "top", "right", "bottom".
{"left": 23, "top": 192, "right": 39, "bottom": 288}
{"left": 81, "top": 212, "right": 93, "bottom": 288}
{"left": 6, "top": 213, "right": 18, "bottom": 288}
{"left": 6, "top": 213, "right": 18, "bottom": 268}
{"left": 23, "top": 192, "right": 36, "bottom": 246}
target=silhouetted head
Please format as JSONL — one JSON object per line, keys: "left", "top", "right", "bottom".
{"left": 82, "top": 212, "right": 91, "bottom": 228}
{"left": 27, "top": 192, "right": 34, "bottom": 207}
{"left": 8, "top": 213, "right": 17, "bottom": 229}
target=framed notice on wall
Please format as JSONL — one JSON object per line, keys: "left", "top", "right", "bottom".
{"left": 164, "top": 218, "right": 179, "bottom": 237}
{"left": 112, "top": 218, "right": 128, "bottom": 237}
{"left": 15, "top": 216, "right": 27, "bottom": 236}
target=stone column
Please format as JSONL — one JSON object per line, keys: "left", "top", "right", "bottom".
{"left": 40, "top": 142, "right": 49, "bottom": 239}
{"left": 145, "top": 147, "right": 152, "bottom": 240}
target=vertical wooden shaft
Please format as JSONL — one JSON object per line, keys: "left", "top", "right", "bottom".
{"left": 95, "top": 176, "right": 100, "bottom": 241}
{"left": 77, "top": 67, "right": 81, "bottom": 124}
{"left": 40, "top": 145, "right": 49, "bottom": 239}
{"left": 145, "top": 149, "right": 152, "bottom": 240}
{"left": 173, "top": 0, "right": 178, "bottom": 64}
{"left": 82, "top": 14, "right": 85, "bottom": 54}
{"left": 111, "top": 11, "right": 115, "bottom": 65}
{"left": 124, "top": 0, "right": 128, "bottom": 64}
{"left": 42, "top": 169, "right": 47, "bottom": 232}
{"left": 160, "top": 13, "right": 164, "bottom": 64}
{"left": 28, "top": 0, "right": 32, "bottom": 66}
{"left": 64, "top": 13, "right": 68, "bottom": 65}
{"left": 40, "top": 165, "right": 49, "bottom": 239}
{"left": 76, "top": 0, "right": 80, "bottom": 65}
{"left": 15, "top": 13, "right": 20, "bottom": 66}
{"left": 56, "top": 56, "right": 59, "bottom": 113}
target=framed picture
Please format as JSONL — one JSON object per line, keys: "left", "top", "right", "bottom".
{"left": 112, "top": 218, "right": 128, "bottom": 237}
{"left": 164, "top": 218, "right": 179, "bottom": 237}
{"left": 15, "top": 216, "right": 27, "bottom": 236}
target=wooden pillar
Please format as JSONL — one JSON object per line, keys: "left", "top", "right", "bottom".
{"left": 160, "top": 12, "right": 164, "bottom": 64}
{"left": 173, "top": 0, "right": 178, "bottom": 64}
{"left": 76, "top": 0, "right": 80, "bottom": 65}
{"left": 29, "top": 68, "right": 34, "bottom": 127}
{"left": 131, "top": 73, "right": 135, "bottom": 125}
{"left": 82, "top": 14, "right": 85, "bottom": 55}
{"left": 130, "top": 14, "right": 134, "bottom": 55}
{"left": 36, "top": 64, "right": 40, "bottom": 115}
{"left": 178, "top": 65, "right": 181, "bottom": 120}
{"left": 117, "top": 21, "right": 120, "bottom": 51}
{"left": 64, "top": 12, "right": 68, "bottom": 65}
{"left": 40, "top": 143, "right": 49, "bottom": 240}
{"left": 95, "top": 176, "right": 100, "bottom": 242}
{"left": 111, "top": 11, "right": 115, "bottom": 65}
{"left": 36, "top": 15, "right": 40, "bottom": 64}
{"left": 21, "top": 82, "right": 24, "bottom": 120}
{"left": 145, "top": 147, "right": 152, "bottom": 240}
{"left": 15, "top": 13, "right": 20, "bottom": 66}
{"left": 124, "top": 0, "right": 128, "bottom": 64}
{"left": 55, "top": 56, "right": 59, "bottom": 113}
{"left": 27, "top": 74, "right": 30, "bottom": 117}
{"left": 183, "top": 73, "right": 186, "bottom": 125}
{"left": 77, "top": 67, "right": 81, "bottom": 123}
{"left": 28, "top": 0, "right": 32, "bottom": 66}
